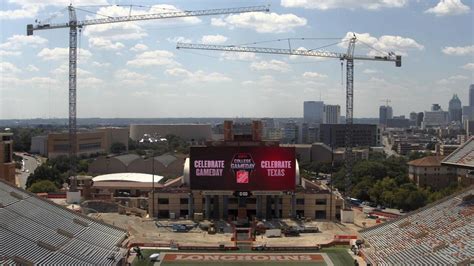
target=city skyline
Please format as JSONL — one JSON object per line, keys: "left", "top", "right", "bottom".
{"left": 0, "top": 0, "right": 473, "bottom": 119}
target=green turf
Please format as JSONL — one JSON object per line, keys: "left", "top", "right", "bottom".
{"left": 132, "top": 247, "right": 354, "bottom": 266}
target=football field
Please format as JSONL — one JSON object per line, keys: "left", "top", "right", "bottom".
{"left": 133, "top": 248, "right": 354, "bottom": 266}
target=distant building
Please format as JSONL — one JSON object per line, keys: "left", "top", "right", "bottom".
{"left": 280, "top": 143, "right": 369, "bottom": 164}
{"left": 439, "top": 144, "right": 460, "bottom": 156}
{"left": 408, "top": 156, "right": 457, "bottom": 190}
{"left": 282, "top": 121, "right": 299, "bottom": 144}
{"left": 470, "top": 84, "right": 474, "bottom": 106}
{"left": 379, "top": 105, "right": 393, "bottom": 125}
{"left": 31, "top": 127, "right": 129, "bottom": 158}
{"left": 464, "top": 120, "right": 474, "bottom": 137}
{"left": 386, "top": 116, "right": 410, "bottom": 128}
{"left": 416, "top": 112, "right": 424, "bottom": 127}
{"left": 129, "top": 124, "right": 212, "bottom": 143}
{"left": 0, "top": 133, "right": 15, "bottom": 184}
{"left": 423, "top": 108, "right": 449, "bottom": 129}
{"left": 300, "top": 123, "right": 319, "bottom": 144}
{"left": 448, "top": 94, "right": 462, "bottom": 123}
{"left": 432, "top": 103, "right": 442, "bottom": 111}
{"left": 323, "top": 104, "right": 341, "bottom": 124}
{"left": 304, "top": 101, "right": 324, "bottom": 124}
{"left": 319, "top": 124, "right": 379, "bottom": 148}
{"left": 409, "top": 112, "right": 417, "bottom": 125}
{"left": 261, "top": 117, "right": 275, "bottom": 139}
{"left": 462, "top": 106, "right": 474, "bottom": 123}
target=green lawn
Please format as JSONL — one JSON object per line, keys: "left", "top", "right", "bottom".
{"left": 132, "top": 247, "right": 354, "bottom": 266}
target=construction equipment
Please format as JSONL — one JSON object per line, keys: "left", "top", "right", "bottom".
{"left": 381, "top": 99, "right": 392, "bottom": 106}
{"left": 176, "top": 36, "right": 401, "bottom": 203}
{"left": 26, "top": 4, "right": 269, "bottom": 191}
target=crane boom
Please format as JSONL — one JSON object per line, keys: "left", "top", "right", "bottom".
{"left": 26, "top": 4, "right": 269, "bottom": 195}
{"left": 177, "top": 38, "right": 402, "bottom": 211}
{"left": 27, "top": 6, "right": 269, "bottom": 35}
{"left": 176, "top": 43, "right": 401, "bottom": 65}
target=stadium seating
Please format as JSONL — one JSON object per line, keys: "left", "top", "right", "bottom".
{"left": 0, "top": 180, "right": 127, "bottom": 265}
{"left": 360, "top": 187, "right": 474, "bottom": 265}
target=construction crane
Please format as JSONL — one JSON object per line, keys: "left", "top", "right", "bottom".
{"left": 27, "top": 4, "right": 269, "bottom": 192}
{"left": 381, "top": 99, "right": 392, "bottom": 106}
{"left": 177, "top": 36, "right": 401, "bottom": 204}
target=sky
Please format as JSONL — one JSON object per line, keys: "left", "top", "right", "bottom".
{"left": 0, "top": 0, "right": 473, "bottom": 119}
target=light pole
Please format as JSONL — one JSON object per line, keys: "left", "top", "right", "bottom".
{"left": 152, "top": 154, "right": 155, "bottom": 220}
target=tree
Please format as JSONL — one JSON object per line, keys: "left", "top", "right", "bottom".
{"left": 110, "top": 142, "right": 126, "bottom": 154}
{"left": 26, "top": 164, "right": 62, "bottom": 188}
{"left": 28, "top": 180, "right": 58, "bottom": 193}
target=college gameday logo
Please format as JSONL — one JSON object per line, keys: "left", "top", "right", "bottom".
{"left": 163, "top": 253, "right": 324, "bottom": 262}
{"left": 230, "top": 153, "right": 255, "bottom": 184}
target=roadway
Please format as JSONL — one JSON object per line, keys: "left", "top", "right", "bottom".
{"left": 15, "top": 152, "right": 42, "bottom": 189}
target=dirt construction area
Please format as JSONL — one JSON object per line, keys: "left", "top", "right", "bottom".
{"left": 89, "top": 213, "right": 364, "bottom": 247}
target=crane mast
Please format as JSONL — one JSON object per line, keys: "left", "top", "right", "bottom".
{"left": 177, "top": 38, "right": 401, "bottom": 206}
{"left": 27, "top": 5, "right": 269, "bottom": 192}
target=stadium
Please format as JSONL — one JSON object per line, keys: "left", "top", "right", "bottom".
{"left": 147, "top": 121, "right": 344, "bottom": 221}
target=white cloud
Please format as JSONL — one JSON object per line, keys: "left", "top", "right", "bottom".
{"left": 167, "top": 36, "right": 192, "bottom": 44}
{"left": 250, "top": 60, "right": 290, "bottom": 72}
{"left": 437, "top": 75, "right": 469, "bottom": 84}
{"left": 211, "top": 12, "right": 306, "bottom": 33}
{"left": 92, "top": 61, "right": 111, "bottom": 67}
{"left": 461, "top": 63, "right": 474, "bottom": 70}
{"left": 0, "top": 62, "right": 21, "bottom": 73}
{"left": 220, "top": 52, "right": 257, "bottom": 61}
{"left": 0, "top": 50, "right": 21, "bottom": 56}
{"left": 165, "top": 67, "right": 231, "bottom": 83}
{"left": 442, "top": 45, "right": 474, "bottom": 56}
{"left": 363, "top": 69, "right": 379, "bottom": 74}
{"left": 0, "top": 5, "right": 39, "bottom": 19}
{"left": 281, "top": 0, "right": 408, "bottom": 10}
{"left": 130, "top": 43, "right": 149, "bottom": 52}
{"left": 340, "top": 32, "right": 424, "bottom": 56}
{"left": 425, "top": 0, "right": 470, "bottom": 16}
{"left": 88, "top": 37, "right": 125, "bottom": 50}
{"left": 127, "top": 50, "right": 178, "bottom": 67}
{"left": 83, "top": 4, "right": 200, "bottom": 43}
{"left": 38, "top": 47, "right": 92, "bottom": 61}
{"left": 1, "top": 0, "right": 108, "bottom": 20}
{"left": 201, "top": 35, "right": 228, "bottom": 44}
{"left": 79, "top": 77, "right": 104, "bottom": 87}
{"left": 26, "top": 64, "right": 39, "bottom": 72}
{"left": 302, "top": 72, "right": 328, "bottom": 79}
{"left": 0, "top": 35, "right": 48, "bottom": 50}
{"left": 115, "top": 69, "right": 151, "bottom": 80}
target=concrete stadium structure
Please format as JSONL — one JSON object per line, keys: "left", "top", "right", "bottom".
{"left": 360, "top": 186, "right": 474, "bottom": 265}
{"left": 129, "top": 124, "right": 212, "bottom": 142}
{"left": 147, "top": 121, "right": 344, "bottom": 221}
{"left": 89, "top": 153, "right": 185, "bottom": 177}
{"left": 0, "top": 179, "right": 128, "bottom": 265}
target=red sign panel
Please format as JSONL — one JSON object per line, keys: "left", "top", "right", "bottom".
{"left": 190, "top": 146, "right": 295, "bottom": 191}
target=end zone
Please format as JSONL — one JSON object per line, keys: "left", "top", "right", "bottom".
{"left": 161, "top": 253, "right": 333, "bottom": 265}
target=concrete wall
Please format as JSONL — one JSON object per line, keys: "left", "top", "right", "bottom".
{"left": 130, "top": 124, "right": 212, "bottom": 142}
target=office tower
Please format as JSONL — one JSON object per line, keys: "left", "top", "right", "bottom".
{"left": 304, "top": 101, "right": 324, "bottom": 124}
{"left": 470, "top": 84, "right": 474, "bottom": 107}
{"left": 448, "top": 94, "right": 462, "bottom": 123}
{"left": 379, "top": 105, "right": 393, "bottom": 125}
{"left": 324, "top": 104, "right": 341, "bottom": 124}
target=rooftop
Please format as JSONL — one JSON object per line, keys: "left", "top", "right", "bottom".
{"left": 408, "top": 156, "right": 445, "bottom": 167}
{"left": 93, "top": 173, "right": 163, "bottom": 183}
